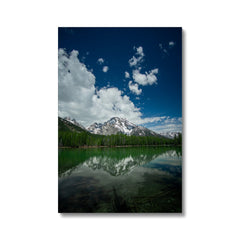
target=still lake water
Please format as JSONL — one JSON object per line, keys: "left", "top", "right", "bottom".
{"left": 58, "top": 146, "right": 182, "bottom": 213}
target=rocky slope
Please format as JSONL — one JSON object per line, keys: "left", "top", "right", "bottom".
{"left": 87, "top": 117, "right": 161, "bottom": 137}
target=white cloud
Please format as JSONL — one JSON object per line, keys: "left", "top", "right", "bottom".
{"left": 169, "top": 41, "right": 175, "bottom": 47}
{"left": 148, "top": 117, "right": 182, "bottom": 133}
{"left": 58, "top": 49, "right": 95, "bottom": 101}
{"left": 91, "top": 87, "right": 143, "bottom": 123}
{"left": 150, "top": 68, "right": 159, "bottom": 74}
{"left": 128, "top": 46, "right": 144, "bottom": 67}
{"left": 103, "top": 66, "right": 109, "bottom": 72}
{"left": 128, "top": 81, "right": 142, "bottom": 95}
{"left": 125, "top": 71, "right": 130, "bottom": 78}
{"left": 136, "top": 46, "right": 144, "bottom": 55}
{"left": 129, "top": 56, "right": 138, "bottom": 67}
{"left": 58, "top": 48, "right": 165, "bottom": 127}
{"left": 138, "top": 116, "right": 167, "bottom": 124}
{"left": 150, "top": 124, "right": 182, "bottom": 133}
{"left": 132, "top": 68, "right": 158, "bottom": 86}
{"left": 97, "top": 58, "right": 104, "bottom": 64}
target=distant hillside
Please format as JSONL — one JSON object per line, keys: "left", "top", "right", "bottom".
{"left": 58, "top": 117, "right": 88, "bottom": 133}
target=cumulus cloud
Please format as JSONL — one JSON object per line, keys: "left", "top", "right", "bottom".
{"left": 97, "top": 58, "right": 104, "bottom": 64}
{"left": 91, "top": 87, "right": 142, "bottom": 122}
{"left": 58, "top": 48, "right": 165, "bottom": 127}
{"left": 125, "top": 71, "right": 130, "bottom": 78}
{"left": 58, "top": 49, "right": 96, "bottom": 122}
{"left": 129, "top": 46, "right": 144, "bottom": 67}
{"left": 102, "top": 66, "right": 109, "bottom": 72}
{"left": 132, "top": 68, "right": 158, "bottom": 86}
{"left": 150, "top": 68, "right": 159, "bottom": 74}
{"left": 136, "top": 46, "right": 144, "bottom": 55}
{"left": 128, "top": 81, "right": 142, "bottom": 95}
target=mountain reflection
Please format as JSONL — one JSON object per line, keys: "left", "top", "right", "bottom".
{"left": 59, "top": 147, "right": 182, "bottom": 177}
{"left": 58, "top": 147, "right": 182, "bottom": 213}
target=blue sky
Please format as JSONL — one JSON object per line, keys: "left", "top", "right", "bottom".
{"left": 58, "top": 28, "right": 182, "bottom": 133}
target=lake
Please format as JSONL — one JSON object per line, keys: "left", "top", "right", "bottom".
{"left": 58, "top": 146, "right": 182, "bottom": 213}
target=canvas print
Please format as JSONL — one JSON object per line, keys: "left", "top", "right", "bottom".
{"left": 58, "top": 27, "right": 182, "bottom": 213}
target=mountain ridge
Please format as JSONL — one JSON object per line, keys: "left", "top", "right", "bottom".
{"left": 87, "top": 117, "right": 164, "bottom": 137}
{"left": 59, "top": 116, "right": 181, "bottom": 139}
{"left": 58, "top": 117, "right": 88, "bottom": 133}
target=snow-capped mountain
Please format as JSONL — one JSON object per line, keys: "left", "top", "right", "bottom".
{"left": 160, "top": 132, "right": 181, "bottom": 139}
{"left": 64, "top": 117, "right": 86, "bottom": 130}
{"left": 87, "top": 117, "right": 160, "bottom": 137}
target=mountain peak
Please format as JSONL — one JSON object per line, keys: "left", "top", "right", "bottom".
{"left": 87, "top": 117, "right": 160, "bottom": 137}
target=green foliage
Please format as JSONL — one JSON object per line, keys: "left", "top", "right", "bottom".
{"left": 58, "top": 131, "right": 182, "bottom": 148}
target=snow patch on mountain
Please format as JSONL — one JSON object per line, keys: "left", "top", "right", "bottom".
{"left": 160, "top": 132, "right": 181, "bottom": 139}
{"left": 87, "top": 117, "right": 161, "bottom": 137}
{"left": 64, "top": 117, "right": 86, "bottom": 130}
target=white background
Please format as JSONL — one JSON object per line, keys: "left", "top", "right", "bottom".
{"left": 0, "top": 0, "right": 240, "bottom": 239}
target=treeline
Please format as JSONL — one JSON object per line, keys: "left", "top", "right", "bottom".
{"left": 58, "top": 131, "right": 182, "bottom": 148}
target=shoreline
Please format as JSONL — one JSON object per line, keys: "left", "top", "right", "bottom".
{"left": 58, "top": 144, "right": 182, "bottom": 149}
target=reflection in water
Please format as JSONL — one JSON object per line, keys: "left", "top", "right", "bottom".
{"left": 58, "top": 147, "right": 182, "bottom": 213}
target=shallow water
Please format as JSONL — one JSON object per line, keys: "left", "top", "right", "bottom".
{"left": 58, "top": 146, "right": 182, "bottom": 213}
